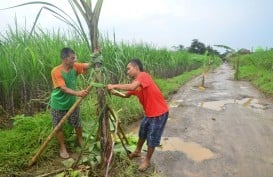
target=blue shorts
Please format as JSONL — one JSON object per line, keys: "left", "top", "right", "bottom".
{"left": 139, "top": 112, "right": 169, "bottom": 147}
{"left": 51, "top": 107, "right": 81, "bottom": 129}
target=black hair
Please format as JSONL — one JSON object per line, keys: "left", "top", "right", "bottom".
{"left": 61, "top": 47, "right": 75, "bottom": 59}
{"left": 128, "top": 58, "right": 144, "bottom": 71}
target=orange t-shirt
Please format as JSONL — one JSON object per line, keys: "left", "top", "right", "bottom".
{"left": 128, "top": 72, "right": 168, "bottom": 117}
{"left": 51, "top": 63, "right": 85, "bottom": 88}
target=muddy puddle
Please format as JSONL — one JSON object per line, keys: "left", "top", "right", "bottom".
{"left": 199, "top": 97, "right": 269, "bottom": 111}
{"left": 158, "top": 137, "right": 215, "bottom": 162}
{"left": 125, "top": 123, "right": 215, "bottom": 163}
{"left": 169, "top": 99, "right": 184, "bottom": 108}
{"left": 169, "top": 97, "right": 269, "bottom": 111}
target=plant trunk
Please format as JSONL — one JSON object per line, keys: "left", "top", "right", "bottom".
{"left": 93, "top": 63, "right": 112, "bottom": 169}
{"left": 90, "top": 22, "right": 99, "bottom": 52}
{"left": 89, "top": 1, "right": 113, "bottom": 168}
{"left": 76, "top": 0, "right": 111, "bottom": 169}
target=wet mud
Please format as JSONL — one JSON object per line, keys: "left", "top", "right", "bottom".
{"left": 159, "top": 137, "right": 215, "bottom": 162}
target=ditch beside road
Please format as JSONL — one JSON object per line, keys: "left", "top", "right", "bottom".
{"left": 149, "top": 63, "right": 273, "bottom": 177}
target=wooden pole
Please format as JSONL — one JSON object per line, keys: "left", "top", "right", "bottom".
{"left": 201, "top": 70, "right": 205, "bottom": 87}
{"left": 28, "top": 85, "right": 93, "bottom": 167}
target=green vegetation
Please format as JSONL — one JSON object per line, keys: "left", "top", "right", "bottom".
{"left": 0, "top": 66, "right": 208, "bottom": 176}
{"left": 156, "top": 69, "right": 203, "bottom": 98}
{"left": 233, "top": 50, "right": 273, "bottom": 95}
{"left": 0, "top": 113, "right": 57, "bottom": 174}
{"left": 0, "top": 26, "right": 214, "bottom": 116}
{"left": 0, "top": 25, "right": 221, "bottom": 176}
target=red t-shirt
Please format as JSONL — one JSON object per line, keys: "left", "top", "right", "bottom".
{"left": 127, "top": 72, "right": 168, "bottom": 117}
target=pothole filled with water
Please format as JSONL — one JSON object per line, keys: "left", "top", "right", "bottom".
{"left": 198, "top": 98, "right": 270, "bottom": 111}
{"left": 158, "top": 137, "right": 215, "bottom": 162}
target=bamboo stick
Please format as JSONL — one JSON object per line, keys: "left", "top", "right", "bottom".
{"left": 108, "top": 106, "right": 129, "bottom": 144}
{"left": 28, "top": 85, "right": 93, "bottom": 167}
{"left": 105, "top": 112, "right": 119, "bottom": 177}
{"left": 108, "top": 113, "right": 131, "bottom": 158}
{"left": 36, "top": 168, "right": 67, "bottom": 177}
{"left": 110, "top": 89, "right": 126, "bottom": 97}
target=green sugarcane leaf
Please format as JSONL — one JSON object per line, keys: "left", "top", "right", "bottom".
{"left": 90, "top": 82, "right": 105, "bottom": 88}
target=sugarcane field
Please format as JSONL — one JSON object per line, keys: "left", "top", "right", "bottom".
{"left": 0, "top": 1, "right": 273, "bottom": 177}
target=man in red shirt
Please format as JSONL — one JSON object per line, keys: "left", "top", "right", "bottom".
{"left": 107, "top": 58, "right": 169, "bottom": 171}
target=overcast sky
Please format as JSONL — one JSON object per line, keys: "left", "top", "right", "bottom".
{"left": 1, "top": 0, "right": 273, "bottom": 51}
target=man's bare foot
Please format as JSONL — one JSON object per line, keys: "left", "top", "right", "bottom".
{"left": 138, "top": 160, "right": 151, "bottom": 171}
{"left": 59, "top": 151, "right": 69, "bottom": 159}
{"left": 129, "top": 151, "right": 141, "bottom": 159}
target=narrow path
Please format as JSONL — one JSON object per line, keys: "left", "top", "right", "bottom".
{"left": 153, "top": 64, "right": 273, "bottom": 177}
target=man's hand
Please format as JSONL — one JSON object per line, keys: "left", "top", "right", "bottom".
{"left": 107, "top": 84, "right": 116, "bottom": 90}
{"left": 107, "top": 84, "right": 129, "bottom": 98}
{"left": 77, "top": 90, "right": 89, "bottom": 97}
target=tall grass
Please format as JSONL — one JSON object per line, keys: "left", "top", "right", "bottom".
{"left": 0, "top": 27, "right": 211, "bottom": 116}
{"left": 239, "top": 50, "right": 273, "bottom": 71}
{"left": 0, "top": 26, "right": 90, "bottom": 115}
{"left": 235, "top": 50, "right": 273, "bottom": 95}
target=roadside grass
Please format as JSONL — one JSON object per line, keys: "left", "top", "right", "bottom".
{"left": 156, "top": 68, "right": 203, "bottom": 98}
{"left": 240, "top": 65, "right": 273, "bottom": 95}
{"left": 0, "top": 67, "right": 204, "bottom": 176}
{"left": 236, "top": 50, "right": 273, "bottom": 96}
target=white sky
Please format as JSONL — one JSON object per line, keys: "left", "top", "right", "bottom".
{"left": 0, "top": 0, "right": 273, "bottom": 51}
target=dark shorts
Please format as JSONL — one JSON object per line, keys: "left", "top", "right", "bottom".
{"left": 139, "top": 111, "right": 169, "bottom": 147}
{"left": 51, "top": 107, "right": 81, "bottom": 129}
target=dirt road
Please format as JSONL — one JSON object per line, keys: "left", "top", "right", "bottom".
{"left": 153, "top": 64, "right": 273, "bottom": 177}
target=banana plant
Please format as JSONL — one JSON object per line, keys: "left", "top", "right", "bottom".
{"left": 2, "top": 0, "right": 113, "bottom": 170}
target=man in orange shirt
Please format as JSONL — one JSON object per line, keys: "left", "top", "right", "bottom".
{"left": 50, "top": 47, "right": 91, "bottom": 159}
{"left": 107, "top": 58, "right": 169, "bottom": 171}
